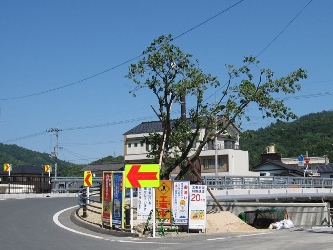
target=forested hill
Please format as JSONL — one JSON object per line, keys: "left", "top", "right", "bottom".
{"left": 2, "top": 110, "right": 332, "bottom": 173}
{"left": 240, "top": 110, "right": 333, "bottom": 168}
{"left": 0, "top": 143, "right": 123, "bottom": 176}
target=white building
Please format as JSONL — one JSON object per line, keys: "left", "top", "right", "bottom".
{"left": 281, "top": 156, "right": 328, "bottom": 176}
{"left": 123, "top": 120, "right": 257, "bottom": 177}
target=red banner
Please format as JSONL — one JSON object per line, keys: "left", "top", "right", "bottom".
{"left": 102, "top": 172, "right": 112, "bottom": 226}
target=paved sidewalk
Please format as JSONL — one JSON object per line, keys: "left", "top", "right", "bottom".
{"left": 69, "top": 207, "right": 140, "bottom": 237}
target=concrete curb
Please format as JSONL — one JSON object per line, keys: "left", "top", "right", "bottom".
{"left": 0, "top": 193, "right": 78, "bottom": 199}
{"left": 70, "top": 208, "right": 139, "bottom": 238}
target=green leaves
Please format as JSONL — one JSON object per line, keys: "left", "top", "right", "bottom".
{"left": 126, "top": 35, "right": 307, "bottom": 180}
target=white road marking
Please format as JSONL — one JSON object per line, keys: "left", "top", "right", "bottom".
{"left": 207, "top": 232, "right": 272, "bottom": 241}
{"left": 53, "top": 205, "right": 104, "bottom": 239}
{"left": 207, "top": 237, "right": 226, "bottom": 241}
{"left": 234, "top": 232, "right": 273, "bottom": 237}
{"left": 53, "top": 205, "right": 178, "bottom": 245}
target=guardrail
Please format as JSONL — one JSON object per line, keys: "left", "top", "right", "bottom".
{"left": 204, "top": 176, "right": 333, "bottom": 189}
{"left": 78, "top": 186, "right": 101, "bottom": 219}
{"left": 51, "top": 177, "right": 102, "bottom": 193}
{"left": 50, "top": 176, "right": 333, "bottom": 193}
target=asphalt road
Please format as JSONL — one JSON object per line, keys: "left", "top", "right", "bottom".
{"left": 1, "top": 196, "right": 333, "bottom": 250}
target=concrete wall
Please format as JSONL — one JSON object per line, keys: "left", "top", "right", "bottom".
{"left": 210, "top": 188, "right": 333, "bottom": 197}
{"left": 207, "top": 201, "right": 330, "bottom": 228}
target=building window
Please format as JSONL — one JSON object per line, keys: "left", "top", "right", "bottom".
{"left": 128, "top": 143, "right": 131, "bottom": 148}
{"left": 146, "top": 144, "right": 150, "bottom": 151}
{"left": 224, "top": 140, "right": 235, "bottom": 149}
{"left": 134, "top": 143, "right": 138, "bottom": 147}
{"left": 141, "top": 142, "right": 144, "bottom": 147}
{"left": 203, "top": 158, "right": 225, "bottom": 169}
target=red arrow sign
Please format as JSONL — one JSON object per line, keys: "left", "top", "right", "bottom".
{"left": 45, "top": 165, "right": 50, "bottom": 172}
{"left": 4, "top": 164, "right": 10, "bottom": 172}
{"left": 84, "top": 172, "right": 92, "bottom": 186}
{"left": 126, "top": 165, "right": 158, "bottom": 188}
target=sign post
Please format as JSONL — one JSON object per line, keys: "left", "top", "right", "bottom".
{"left": 4, "top": 163, "right": 11, "bottom": 176}
{"left": 84, "top": 171, "right": 92, "bottom": 205}
{"left": 172, "top": 181, "right": 190, "bottom": 226}
{"left": 125, "top": 164, "right": 160, "bottom": 235}
{"left": 102, "top": 171, "right": 112, "bottom": 227}
{"left": 112, "top": 171, "right": 125, "bottom": 229}
{"left": 188, "top": 185, "right": 207, "bottom": 232}
{"left": 124, "top": 164, "right": 160, "bottom": 188}
{"left": 84, "top": 171, "right": 93, "bottom": 187}
{"left": 304, "top": 151, "right": 310, "bottom": 177}
{"left": 45, "top": 165, "right": 51, "bottom": 183}
{"left": 298, "top": 155, "right": 304, "bottom": 167}
{"left": 137, "top": 187, "right": 153, "bottom": 220}
{"left": 155, "top": 180, "right": 172, "bottom": 224}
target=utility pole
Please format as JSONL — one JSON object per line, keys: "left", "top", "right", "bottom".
{"left": 215, "top": 114, "right": 218, "bottom": 176}
{"left": 47, "top": 127, "right": 62, "bottom": 179}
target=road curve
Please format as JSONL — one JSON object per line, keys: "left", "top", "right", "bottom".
{"left": 1, "top": 197, "right": 333, "bottom": 250}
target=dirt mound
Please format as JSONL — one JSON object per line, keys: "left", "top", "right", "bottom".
{"left": 78, "top": 203, "right": 260, "bottom": 236}
{"left": 205, "top": 211, "right": 257, "bottom": 233}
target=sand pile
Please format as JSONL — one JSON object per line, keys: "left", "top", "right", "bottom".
{"left": 78, "top": 203, "right": 259, "bottom": 236}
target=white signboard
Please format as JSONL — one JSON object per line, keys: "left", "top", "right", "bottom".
{"left": 188, "top": 185, "right": 207, "bottom": 230}
{"left": 172, "top": 181, "right": 190, "bottom": 225}
{"left": 137, "top": 187, "right": 153, "bottom": 220}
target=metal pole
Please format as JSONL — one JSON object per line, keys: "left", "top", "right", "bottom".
{"left": 152, "top": 188, "right": 156, "bottom": 238}
{"left": 304, "top": 151, "right": 309, "bottom": 177}
{"left": 130, "top": 188, "right": 133, "bottom": 233}
{"left": 82, "top": 188, "right": 87, "bottom": 218}
{"left": 47, "top": 127, "right": 61, "bottom": 179}
{"left": 215, "top": 115, "right": 218, "bottom": 176}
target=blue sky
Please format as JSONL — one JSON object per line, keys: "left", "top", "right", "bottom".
{"left": 1, "top": 0, "right": 332, "bottom": 164}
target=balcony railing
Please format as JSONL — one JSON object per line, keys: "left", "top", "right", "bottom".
{"left": 203, "top": 143, "right": 239, "bottom": 151}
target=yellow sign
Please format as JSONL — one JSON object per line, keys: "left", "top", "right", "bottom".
{"left": 44, "top": 165, "right": 51, "bottom": 172}
{"left": 4, "top": 163, "right": 10, "bottom": 172}
{"left": 84, "top": 171, "right": 93, "bottom": 186}
{"left": 155, "top": 180, "right": 172, "bottom": 223}
{"left": 124, "top": 164, "right": 160, "bottom": 188}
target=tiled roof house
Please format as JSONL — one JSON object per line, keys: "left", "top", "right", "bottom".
{"left": 123, "top": 119, "right": 257, "bottom": 177}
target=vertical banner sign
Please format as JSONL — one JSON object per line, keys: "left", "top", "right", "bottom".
{"left": 172, "top": 181, "right": 190, "bottom": 225}
{"left": 137, "top": 187, "right": 153, "bottom": 220}
{"left": 102, "top": 171, "right": 112, "bottom": 226}
{"left": 188, "top": 185, "right": 207, "bottom": 231}
{"left": 155, "top": 180, "right": 172, "bottom": 224}
{"left": 112, "top": 172, "right": 124, "bottom": 228}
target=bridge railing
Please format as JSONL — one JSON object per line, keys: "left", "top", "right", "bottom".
{"left": 51, "top": 177, "right": 102, "bottom": 193}
{"left": 50, "top": 176, "right": 333, "bottom": 193}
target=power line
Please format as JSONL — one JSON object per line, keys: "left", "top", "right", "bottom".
{"left": 204, "top": 0, "right": 313, "bottom": 103}
{"left": 256, "top": 0, "right": 313, "bottom": 58}
{"left": 2, "top": 131, "right": 48, "bottom": 143}
{"left": 1, "top": 88, "right": 332, "bottom": 145}
{"left": 0, "top": 1, "right": 244, "bottom": 101}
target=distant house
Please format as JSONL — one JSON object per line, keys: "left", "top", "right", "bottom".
{"left": 252, "top": 159, "right": 308, "bottom": 177}
{"left": 317, "top": 163, "right": 333, "bottom": 178}
{"left": 80, "top": 162, "right": 124, "bottom": 177}
{"left": 123, "top": 118, "right": 257, "bottom": 179}
{"left": 0, "top": 165, "right": 54, "bottom": 193}
{"left": 253, "top": 144, "right": 326, "bottom": 177}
